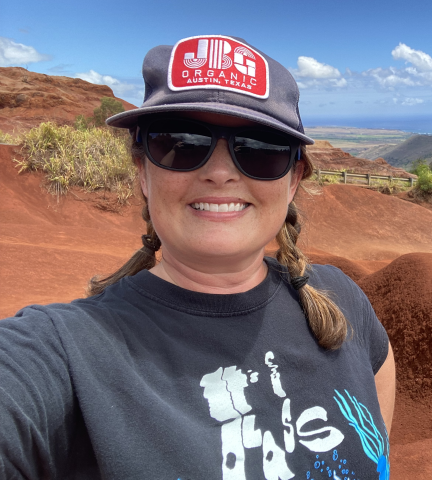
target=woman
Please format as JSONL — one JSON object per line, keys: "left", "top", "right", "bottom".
{"left": 0, "top": 35, "right": 394, "bottom": 480}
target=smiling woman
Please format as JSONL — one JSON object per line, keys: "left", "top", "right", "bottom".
{"left": 0, "top": 35, "right": 394, "bottom": 480}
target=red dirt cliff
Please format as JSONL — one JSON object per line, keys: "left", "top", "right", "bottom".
{"left": 0, "top": 67, "right": 136, "bottom": 134}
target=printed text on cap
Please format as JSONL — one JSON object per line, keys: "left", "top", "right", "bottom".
{"left": 168, "top": 35, "right": 269, "bottom": 99}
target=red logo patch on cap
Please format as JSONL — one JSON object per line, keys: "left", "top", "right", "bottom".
{"left": 168, "top": 35, "right": 269, "bottom": 99}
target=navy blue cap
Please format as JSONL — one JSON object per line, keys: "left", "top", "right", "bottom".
{"left": 107, "top": 35, "right": 313, "bottom": 145}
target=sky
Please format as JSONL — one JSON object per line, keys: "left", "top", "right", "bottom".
{"left": 1, "top": 0, "right": 432, "bottom": 133}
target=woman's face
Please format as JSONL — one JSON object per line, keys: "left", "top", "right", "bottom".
{"left": 138, "top": 112, "right": 304, "bottom": 268}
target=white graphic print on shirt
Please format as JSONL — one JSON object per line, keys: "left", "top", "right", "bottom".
{"left": 200, "top": 351, "right": 390, "bottom": 480}
{"left": 200, "top": 351, "right": 345, "bottom": 480}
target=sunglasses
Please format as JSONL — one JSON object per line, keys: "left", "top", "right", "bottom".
{"left": 136, "top": 117, "right": 301, "bottom": 181}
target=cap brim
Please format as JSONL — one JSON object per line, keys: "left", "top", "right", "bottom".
{"left": 106, "top": 103, "right": 314, "bottom": 145}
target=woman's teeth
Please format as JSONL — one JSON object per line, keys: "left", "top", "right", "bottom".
{"left": 191, "top": 202, "right": 248, "bottom": 212}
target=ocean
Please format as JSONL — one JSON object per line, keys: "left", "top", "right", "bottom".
{"left": 302, "top": 115, "right": 432, "bottom": 134}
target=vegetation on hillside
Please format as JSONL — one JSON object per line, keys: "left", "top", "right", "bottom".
{"left": 14, "top": 121, "right": 136, "bottom": 204}
{"left": 74, "top": 96, "right": 125, "bottom": 130}
{"left": 10, "top": 97, "right": 137, "bottom": 205}
{"left": 410, "top": 159, "right": 432, "bottom": 194}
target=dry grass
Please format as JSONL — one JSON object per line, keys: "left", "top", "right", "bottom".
{"left": 14, "top": 122, "right": 137, "bottom": 204}
{"left": 0, "top": 130, "right": 18, "bottom": 145}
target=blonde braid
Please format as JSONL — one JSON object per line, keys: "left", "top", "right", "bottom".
{"left": 87, "top": 200, "right": 161, "bottom": 296}
{"left": 275, "top": 150, "right": 349, "bottom": 350}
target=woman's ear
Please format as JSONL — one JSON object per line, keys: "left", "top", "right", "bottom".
{"left": 136, "top": 159, "right": 149, "bottom": 198}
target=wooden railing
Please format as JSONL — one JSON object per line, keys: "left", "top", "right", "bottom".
{"left": 315, "top": 169, "right": 416, "bottom": 187}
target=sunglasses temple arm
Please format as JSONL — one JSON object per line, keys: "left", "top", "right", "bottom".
{"left": 136, "top": 126, "right": 142, "bottom": 143}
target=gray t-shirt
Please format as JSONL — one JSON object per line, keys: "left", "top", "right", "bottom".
{"left": 0, "top": 258, "right": 389, "bottom": 480}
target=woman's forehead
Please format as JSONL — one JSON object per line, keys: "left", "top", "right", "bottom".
{"left": 177, "top": 111, "right": 258, "bottom": 127}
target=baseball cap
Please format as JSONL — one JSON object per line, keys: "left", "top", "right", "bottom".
{"left": 106, "top": 35, "right": 314, "bottom": 145}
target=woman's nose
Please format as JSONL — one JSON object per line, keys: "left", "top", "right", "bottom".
{"left": 197, "top": 139, "right": 241, "bottom": 185}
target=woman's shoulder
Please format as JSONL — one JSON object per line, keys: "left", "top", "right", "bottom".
{"left": 266, "top": 256, "right": 377, "bottom": 325}
{"left": 1, "top": 274, "right": 137, "bottom": 332}
{"left": 266, "top": 256, "right": 361, "bottom": 295}
{"left": 308, "top": 262, "right": 360, "bottom": 292}
{"left": 308, "top": 263, "right": 388, "bottom": 368}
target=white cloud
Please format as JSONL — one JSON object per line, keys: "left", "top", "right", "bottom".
{"left": 75, "top": 69, "right": 143, "bottom": 103}
{"left": 392, "top": 43, "right": 432, "bottom": 72}
{"left": 361, "top": 63, "right": 432, "bottom": 90}
{"left": 332, "top": 78, "right": 347, "bottom": 87}
{"left": 295, "top": 77, "right": 347, "bottom": 89}
{"left": 295, "top": 56, "right": 341, "bottom": 79}
{"left": 291, "top": 57, "right": 346, "bottom": 89}
{"left": 75, "top": 69, "right": 122, "bottom": 88}
{"left": 365, "top": 67, "right": 419, "bottom": 88}
{"left": 75, "top": 69, "right": 134, "bottom": 96}
{"left": 401, "top": 97, "right": 424, "bottom": 106}
{"left": 0, "top": 37, "right": 51, "bottom": 66}
{"left": 390, "top": 95, "right": 424, "bottom": 106}
{"left": 297, "top": 44, "right": 432, "bottom": 95}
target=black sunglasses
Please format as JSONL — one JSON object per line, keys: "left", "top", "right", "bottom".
{"left": 136, "top": 116, "right": 301, "bottom": 181}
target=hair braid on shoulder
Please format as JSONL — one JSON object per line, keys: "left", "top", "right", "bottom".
{"left": 87, "top": 198, "right": 161, "bottom": 296}
{"left": 276, "top": 201, "right": 348, "bottom": 350}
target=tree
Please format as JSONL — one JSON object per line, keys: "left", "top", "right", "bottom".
{"left": 410, "top": 159, "right": 432, "bottom": 194}
{"left": 93, "top": 97, "right": 125, "bottom": 127}
{"left": 409, "top": 158, "right": 429, "bottom": 176}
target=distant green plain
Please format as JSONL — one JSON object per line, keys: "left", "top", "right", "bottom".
{"left": 304, "top": 126, "right": 412, "bottom": 156}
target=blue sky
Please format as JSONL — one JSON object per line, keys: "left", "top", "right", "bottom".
{"left": 2, "top": 0, "right": 432, "bottom": 132}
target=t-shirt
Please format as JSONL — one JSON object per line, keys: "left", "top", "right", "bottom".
{"left": 0, "top": 258, "right": 389, "bottom": 480}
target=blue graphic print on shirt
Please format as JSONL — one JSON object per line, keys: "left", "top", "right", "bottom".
{"left": 334, "top": 390, "right": 390, "bottom": 480}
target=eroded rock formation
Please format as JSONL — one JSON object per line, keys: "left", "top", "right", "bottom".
{"left": 0, "top": 67, "right": 136, "bottom": 134}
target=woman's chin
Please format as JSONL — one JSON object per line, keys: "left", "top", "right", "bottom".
{"left": 172, "top": 239, "right": 264, "bottom": 264}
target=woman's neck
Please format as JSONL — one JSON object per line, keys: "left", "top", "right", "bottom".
{"left": 149, "top": 248, "right": 268, "bottom": 294}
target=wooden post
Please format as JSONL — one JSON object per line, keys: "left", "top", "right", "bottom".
{"left": 367, "top": 173, "right": 371, "bottom": 186}
{"left": 317, "top": 169, "right": 321, "bottom": 180}
{"left": 342, "top": 171, "right": 347, "bottom": 184}
{"left": 410, "top": 177, "right": 414, "bottom": 187}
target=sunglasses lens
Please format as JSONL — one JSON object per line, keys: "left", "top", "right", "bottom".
{"left": 233, "top": 130, "right": 294, "bottom": 179}
{"left": 147, "top": 119, "right": 212, "bottom": 170}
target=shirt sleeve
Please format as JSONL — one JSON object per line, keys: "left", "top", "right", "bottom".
{"left": 310, "top": 264, "right": 389, "bottom": 374}
{"left": 356, "top": 288, "right": 389, "bottom": 375}
{"left": 0, "top": 306, "right": 76, "bottom": 479}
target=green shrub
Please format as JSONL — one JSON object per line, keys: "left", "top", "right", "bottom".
{"left": 415, "top": 166, "right": 432, "bottom": 193}
{"left": 73, "top": 97, "right": 126, "bottom": 131}
{"left": 410, "top": 158, "right": 429, "bottom": 176}
{"left": 14, "top": 122, "right": 136, "bottom": 203}
{"left": 408, "top": 158, "right": 432, "bottom": 194}
{"left": 93, "top": 97, "right": 125, "bottom": 127}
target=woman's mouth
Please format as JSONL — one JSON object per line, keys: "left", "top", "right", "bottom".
{"left": 190, "top": 202, "right": 249, "bottom": 212}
